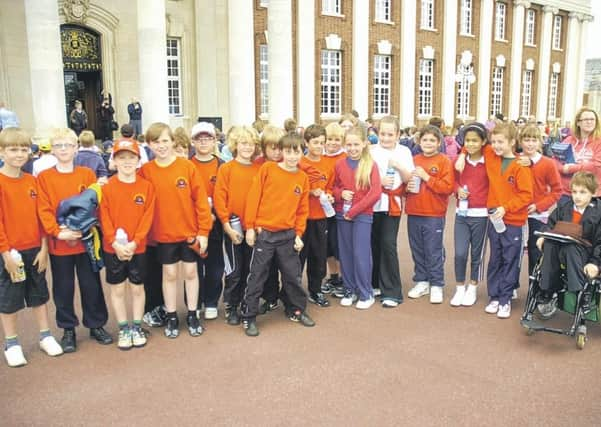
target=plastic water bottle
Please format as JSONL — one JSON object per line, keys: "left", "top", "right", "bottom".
{"left": 319, "top": 193, "right": 336, "bottom": 218}
{"left": 9, "top": 249, "right": 26, "bottom": 283}
{"left": 230, "top": 215, "right": 243, "bottom": 236}
{"left": 458, "top": 185, "right": 469, "bottom": 217}
{"left": 489, "top": 208, "right": 507, "bottom": 233}
{"left": 342, "top": 200, "right": 352, "bottom": 215}
{"left": 410, "top": 176, "right": 421, "bottom": 193}
{"left": 115, "top": 228, "right": 129, "bottom": 246}
{"left": 385, "top": 167, "right": 395, "bottom": 190}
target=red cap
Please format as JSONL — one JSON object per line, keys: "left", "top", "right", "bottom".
{"left": 113, "top": 139, "right": 140, "bottom": 157}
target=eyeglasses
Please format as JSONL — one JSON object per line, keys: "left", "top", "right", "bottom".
{"left": 193, "top": 136, "right": 215, "bottom": 142}
{"left": 52, "top": 143, "right": 76, "bottom": 149}
{"left": 578, "top": 118, "right": 596, "bottom": 123}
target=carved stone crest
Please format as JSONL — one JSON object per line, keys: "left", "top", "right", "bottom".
{"left": 63, "top": 0, "right": 90, "bottom": 24}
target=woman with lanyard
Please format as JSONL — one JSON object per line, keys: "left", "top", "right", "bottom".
{"left": 558, "top": 107, "right": 601, "bottom": 202}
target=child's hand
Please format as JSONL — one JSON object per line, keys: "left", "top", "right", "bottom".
{"left": 341, "top": 190, "right": 354, "bottom": 201}
{"left": 112, "top": 242, "right": 131, "bottom": 261}
{"left": 97, "top": 176, "right": 108, "bottom": 185}
{"left": 57, "top": 229, "right": 82, "bottom": 241}
{"left": 311, "top": 188, "right": 323, "bottom": 197}
{"left": 125, "top": 241, "right": 138, "bottom": 256}
{"left": 326, "top": 193, "right": 335, "bottom": 204}
{"left": 32, "top": 250, "right": 48, "bottom": 273}
{"left": 584, "top": 263, "right": 599, "bottom": 278}
{"left": 527, "top": 204, "right": 537, "bottom": 214}
{"left": 457, "top": 186, "right": 469, "bottom": 200}
{"left": 455, "top": 153, "right": 466, "bottom": 173}
{"left": 2, "top": 252, "right": 18, "bottom": 277}
{"left": 224, "top": 223, "right": 243, "bottom": 245}
{"left": 246, "top": 229, "right": 256, "bottom": 247}
{"left": 197, "top": 236, "right": 208, "bottom": 255}
{"left": 381, "top": 175, "right": 394, "bottom": 189}
{"left": 293, "top": 236, "right": 304, "bottom": 252}
{"left": 490, "top": 206, "right": 505, "bottom": 220}
{"left": 517, "top": 155, "right": 532, "bottom": 167}
{"left": 413, "top": 167, "right": 429, "bottom": 181}
{"left": 536, "top": 237, "right": 544, "bottom": 251}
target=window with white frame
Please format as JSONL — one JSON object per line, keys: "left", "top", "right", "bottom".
{"left": 460, "top": 0, "right": 473, "bottom": 35}
{"left": 166, "top": 38, "right": 182, "bottom": 115}
{"left": 521, "top": 70, "right": 533, "bottom": 117}
{"left": 321, "top": 50, "right": 342, "bottom": 115}
{"left": 418, "top": 59, "right": 433, "bottom": 116}
{"left": 495, "top": 2, "right": 506, "bottom": 40}
{"left": 552, "top": 15, "right": 562, "bottom": 49}
{"left": 420, "top": 0, "right": 435, "bottom": 30}
{"left": 456, "top": 64, "right": 472, "bottom": 119}
{"left": 260, "top": 0, "right": 269, "bottom": 7}
{"left": 373, "top": 55, "right": 391, "bottom": 115}
{"left": 375, "top": 0, "right": 391, "bottom": 22}
{"left": 525, "top": 9, "right": 536, "bottom": 46}
{"left": 259, "top": 44, "right": 268, "bottom": 115}
{"left": 322, "top": 0, "right": 341, "bottom": 15}
{"left": 491, "top": 66, "right": 504, "bottom": 116}
{"left": 548, "top": 72, "right": 560, "bottom": 119}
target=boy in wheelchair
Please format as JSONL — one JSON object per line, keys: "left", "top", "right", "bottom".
{"left": 535, "top": 172, "right": 601, "bottom": 318}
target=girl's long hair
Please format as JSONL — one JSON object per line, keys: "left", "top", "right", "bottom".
{"left": 346, "top": 126, "right": 373, "bottom": 190}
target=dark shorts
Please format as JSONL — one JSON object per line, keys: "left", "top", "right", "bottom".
{"left": 105, "top": 253, "right": 147, "bottom": 285}
{"left": 0, "top": 247, "right": 50, "bottom": 314}
{"left": 156, "top": 241, "right": 198, "bottom": 264}
{"left": 326, "top": 216, "right": 339, "bottom": 259}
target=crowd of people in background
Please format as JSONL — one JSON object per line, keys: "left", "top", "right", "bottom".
{"left": 1, "top": 96, "right": 601, "bottom": 368}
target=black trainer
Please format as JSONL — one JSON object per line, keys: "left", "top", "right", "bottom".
{"left": 143, "top": 305, "right": 167, "bottom": 328}
{"left": 309, "top": 292, "right": 330, "bottom": 307}
{"left": 61, "top": 328, "right": 77, "bottom": 353}
{"left": 243, "top": 319, "right": 259, "bottom": 337}
{"left": 225, "top": 305, "right": 241, "bottom": 325}
{"left": 90, "top": 327, "right": 113, "bottom": 345}
{"left": 258, "top": 300, "right": 280, "bottom": 315}
{"left": 164, "top": 316, "right": 179, "bottom": 339}
{"left": 288, "top": 310, "right": 316, "bottom": 327}
{"left": 187, "top": 314, "right": 204, "bottom": 336}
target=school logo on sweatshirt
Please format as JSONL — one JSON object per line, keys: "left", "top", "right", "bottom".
{"left": 175, "top": 177, "right": 188, "bottom": 189}
{"left": 133, "top": 194, "right": 146, "bottom": 205}
{"left": 429, "top": 166, "right": 439, "bottom": 175}
{"left": 28, "top": 187, "right": 37, "bottom": 199}
{"left": 294, "top": 185, "right": 302, "bottom": 195}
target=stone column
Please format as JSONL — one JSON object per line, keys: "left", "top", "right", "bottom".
{"left": 508, "top": 0, "right": 529, "bottom": 120}
{"left": 476, "top": 0, "right": 494, "bottom": 122}
{"left": 195, "top": 0, "right": 218, "bottom": 116}
{"left": 297, "top": 0, "right": 315, "bottom": 126}
{"left": 399, "top": 0, "right": 416, "bottom": 126}
{"left": 227, "top": 0, "right": 255, "bottom": 125}
{"left": 535, "top": 6, "right": 557, "bottom": 122}
{"left": 352, "top": 0, "right": 369, "bottom": 120}
{"left": 24, "top": 0, "right": 66, "bottom": 132}
{"left": 441, "top": 0, "right": 458, "bottom": 124}
{"left": 137, "top": 0, "right": 169, "bottom": 124}
{"left": 575, "top": 15, "right": 593, "bottom": 110}
{"left": 561, "top": 12, "right": 581, "bottom": 124}
{"left": 268, "top": 0, "right": 293, "bottom": 127}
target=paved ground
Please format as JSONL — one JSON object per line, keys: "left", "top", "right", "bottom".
{"left": 3, "top": 210, "right": 601, "bottom": 426}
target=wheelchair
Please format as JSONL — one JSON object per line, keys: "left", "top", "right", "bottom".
{"left": 520, "top": 232, "right": 601, "bottom": 350}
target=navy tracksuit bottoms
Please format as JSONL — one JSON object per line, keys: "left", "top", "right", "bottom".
{"left": 407, "top": 215, "right": 445, "bottom": 287}
{"left": 487, "top": 223, "right": 522, "bottom": 305}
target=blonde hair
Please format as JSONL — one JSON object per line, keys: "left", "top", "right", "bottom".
{"left": 260, "top": 125, "right": 286, "bottom": 154}
{"left": 490, "top": 122, "right": 518, "bottom": 145}
{"left": 49, "top": 128, "right": 78, "bottom": 146}
{"left": 339, "top": 113, "right": 359, "bottom": 128}
{"left": 227, "top": 125, "right": 260, "bottom": 159}
{"left": 145, "top": 122, "right": 173, "bottom": 143}
{"left": 345, "top": 126, "right": 373, "bottom": 190}
{"left": 378, "top": 115, "right": 400, "bottom": 134}
{"left": 572, "top": 107, "right": 601, "bottom": 140}
{"left": 518, "top": 124, "right": 543, "bottom": 151}
{"left": 325, "top": 122, "right": 345, "bottom": 140}
{"left": 0, "top": 128, "right": 31, "bottom": 148}
{"left": 173, "top": 127, "right": 191, "bottom": 151}
{"left": 78, "top": 130, "right": 95, "bottom": 147}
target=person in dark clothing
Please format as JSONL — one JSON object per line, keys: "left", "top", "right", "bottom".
{"left": 97, "top": 92, "right": 114, "bottom": 142}
{"left": 127, "top": 98, "right": 143, "bottom": 137}
{"left": 74, "top": 130, "right": 107, "bottom": 181}
{"left": 69, "top": 100, "right": 88, "bottom": 136}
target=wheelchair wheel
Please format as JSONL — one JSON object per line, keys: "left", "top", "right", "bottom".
{"left": 576, "top": 325, "right": 587, "bottom": 350}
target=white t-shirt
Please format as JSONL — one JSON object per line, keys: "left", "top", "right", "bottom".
{"left": 370, "top": 144, "right": 414, "bottom": 212}
{"left": 33, "top": 154, "right": 58, "bottom": 177}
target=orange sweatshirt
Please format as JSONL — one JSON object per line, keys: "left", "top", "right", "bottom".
{"left": 483, "top": 146, "right": 533, "bottom": 226}
{"left": 405, "top": 153, "right": 455, "bottom": 217}
{"left": 245, "top": 162, "right": 309, "bottom": 236}
{"left": 529, "top": 154, "right": 561, "bottom": 213}
{"left": 299, "top": 156, "right": 335, "bottom": 220}
{"left": 0, "top": 173, "right": 43, "bottom": 253}
{"left": 37, "top": 166, "right": 96, "bottom": 255}
{"left": 191, "top": 156, "right": 221, "bottom": 198}
{"left": 139, "top": 157, "right": 212, "bottom": 242}
{"left": 213, "top": 159, "right": 261, "bottom": 230}
{"left": 99, "top": 175, "right": 156, "bottom": 254}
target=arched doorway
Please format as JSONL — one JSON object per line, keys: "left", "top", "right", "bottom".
{"left": 60, "top": 24, "right": 102, "bottom": 136}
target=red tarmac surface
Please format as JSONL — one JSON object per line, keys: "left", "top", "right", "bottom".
{"left": 2, "top": 210, "right": 601, "bottom": 426}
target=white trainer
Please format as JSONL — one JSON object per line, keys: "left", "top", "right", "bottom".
{"left": 355, "top": 297, "right": 375, "bottom": 310}
{"left": 408, "top": 282, "right": 430, "bottom": 299}
{"left": 381, "top": 299, "right": 399, "bottom": 308}
{"left": 5, "top": 345, "right": 27, "bottom": 367}
{"left": 485, "top": 300, "right": 500, "bottom": 314}
{"left": 461, "top": 284, "right": 478, "bottom": 306}
{"left": 340, "top": 293, "right": 358, "bottom": 307}
{"left": 430, "top": 286, "right": 443, "bottom": 304}
{"left": 373, "top": 288, "right": 382, "bottom": 297}
{"left": 39, "top": 336, "right": 64, "bottom": 357}
{"left": 450, "top": 285, "right": 465, "bottom": 307}
{"left": 204, "top": 307, "right": 218, "bottom": 320}
{"left": 497, "top": 302, "right": 511, "bottom": 319}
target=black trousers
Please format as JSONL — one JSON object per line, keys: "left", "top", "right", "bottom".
{"left": 540, "top": 241, "right": 589, "bottom": 293}
{"left": 371, "top": 213, "right": 403, "bottom": 302}
{"left": 242, "top": 230, "right": 307, "bottom": 319}
{"left": 197, "top": 235, "right": 225, "bottom": 308}
{"left": 300, "top": 218, "right": 328, "bottom": 295}
{"left": 50, "top": 253, "right": 108, "bottom": 329}
{"left": 223, "top": 234, "right": 252, "bottom": 307}
{"left": 260, "top": 261, "right": 280, "bottom": 303}
{"left": 143, "top": 245, "right": 164, "bottom": 312}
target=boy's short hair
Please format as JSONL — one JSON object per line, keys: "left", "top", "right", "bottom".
{"left": 571, "top": 172, "right": 598, "bottom": 195}
{"left": 283, "top": 118, "right": 297, "bottom": 133}
{"left": 428, "top": 116, "right": 444, "bottom": 129}
{"left": 227, "top": 125, "right": 259, "bottom": 158}
{"left": 120, "top": 124, "right": 135, "bottom": 138}
{"left": 173, "top": 127, "right": 191, "bottom": 150}
{"left": 278, "top": 133, "right": 304, "bottom": 151}
{"left": 303, "top": 124, "right": 326, "bottom": 142}
{"left": 325, "top": 122, "right": 345, "bottom": 140}
{"left": 0, "top": 128, "right": 31, "bottom": 148}
{"left": 49, "top": 128, "right": 77, "bottom": 146}
{"left": 78, "top": 130, "right": 95, "bottom": 147}
{"left": 145, "top": 122, "right": 173, "bottom": 143}
{"left": 260, "top": 125, "right": 286, "bottom": 154}
{"left": 489, "top": 122, "right": 518, "bottom": 141}
{"left": 417, "top": 125, "right": 443, "bottom": 144}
